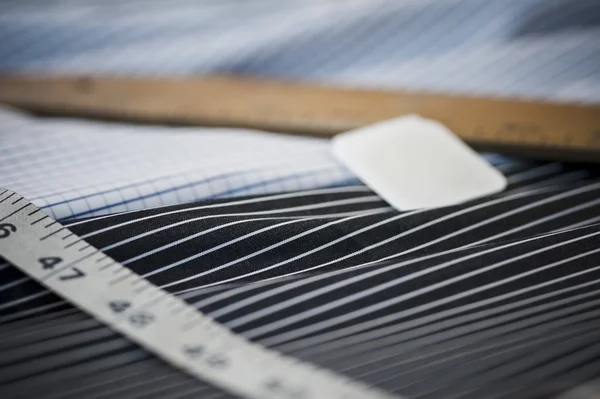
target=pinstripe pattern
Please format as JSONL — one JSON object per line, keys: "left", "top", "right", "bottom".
{"left": 2, "top": 163, "right": 600, "bottom": 398}
{"left": 2, "top": 0, "right": 600, "bottom": 397}
{"left": 1, "top": 0, "right": 599, "bottom": 102}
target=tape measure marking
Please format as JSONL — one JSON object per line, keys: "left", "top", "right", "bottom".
{"left": 0, "top": 189, "right": 397, "bottom": 399}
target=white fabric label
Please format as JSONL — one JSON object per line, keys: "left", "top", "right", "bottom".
{"left": 332, "top": 115, "right": 507, "bottom": 210}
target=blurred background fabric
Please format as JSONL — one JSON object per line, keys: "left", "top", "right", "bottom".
{"left": 1, "top": 0, "right": 599, "bottom": 102}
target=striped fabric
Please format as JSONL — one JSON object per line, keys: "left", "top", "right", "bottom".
{"left": 2, "top": 162, "right": 600, "bottom": 399}
{"left": 2, "top": 0, "right": 600, "bottom": 398}
{"left": 1, "top": 0, "right": 600, "bottom": 103}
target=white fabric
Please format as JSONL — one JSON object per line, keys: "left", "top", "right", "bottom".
{"left": 0, "top": 107, "right": 356, "bottom": 220}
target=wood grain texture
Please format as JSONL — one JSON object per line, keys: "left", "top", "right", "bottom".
{"left": 1, "top": 74, "right": 599, "bottom": 162}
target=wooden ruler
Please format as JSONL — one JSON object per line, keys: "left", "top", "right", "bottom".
{"left": 1, "top": 74, "right": 599, "bottom": 162}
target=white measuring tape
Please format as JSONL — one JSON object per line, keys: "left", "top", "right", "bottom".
{"left": 0, "top": 189, "right": 397, "bottom": 399}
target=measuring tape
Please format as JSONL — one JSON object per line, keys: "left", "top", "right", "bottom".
{"left": 0, "top": 74, "right": 599, "bottom": 163}
{"left": 0, "top": 189, "right": 397, "bottom": 399}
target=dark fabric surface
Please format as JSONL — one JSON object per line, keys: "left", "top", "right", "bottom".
{"left": 1, "top": 159, "right": 600, "bottom": 399}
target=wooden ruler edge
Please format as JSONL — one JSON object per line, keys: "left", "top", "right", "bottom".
{"left": 1, "top": 74, "right": 599, "bottom": 162}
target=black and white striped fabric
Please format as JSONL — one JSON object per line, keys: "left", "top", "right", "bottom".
{"left": 2, "top": 159, "right": 600, "bottom": 399}
{"left": 2, "top": 0, "right": 600, "bottom": 397}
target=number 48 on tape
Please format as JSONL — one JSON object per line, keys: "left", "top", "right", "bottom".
{"left": 0, "top": 189, "right": 397, "bottom": 399}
